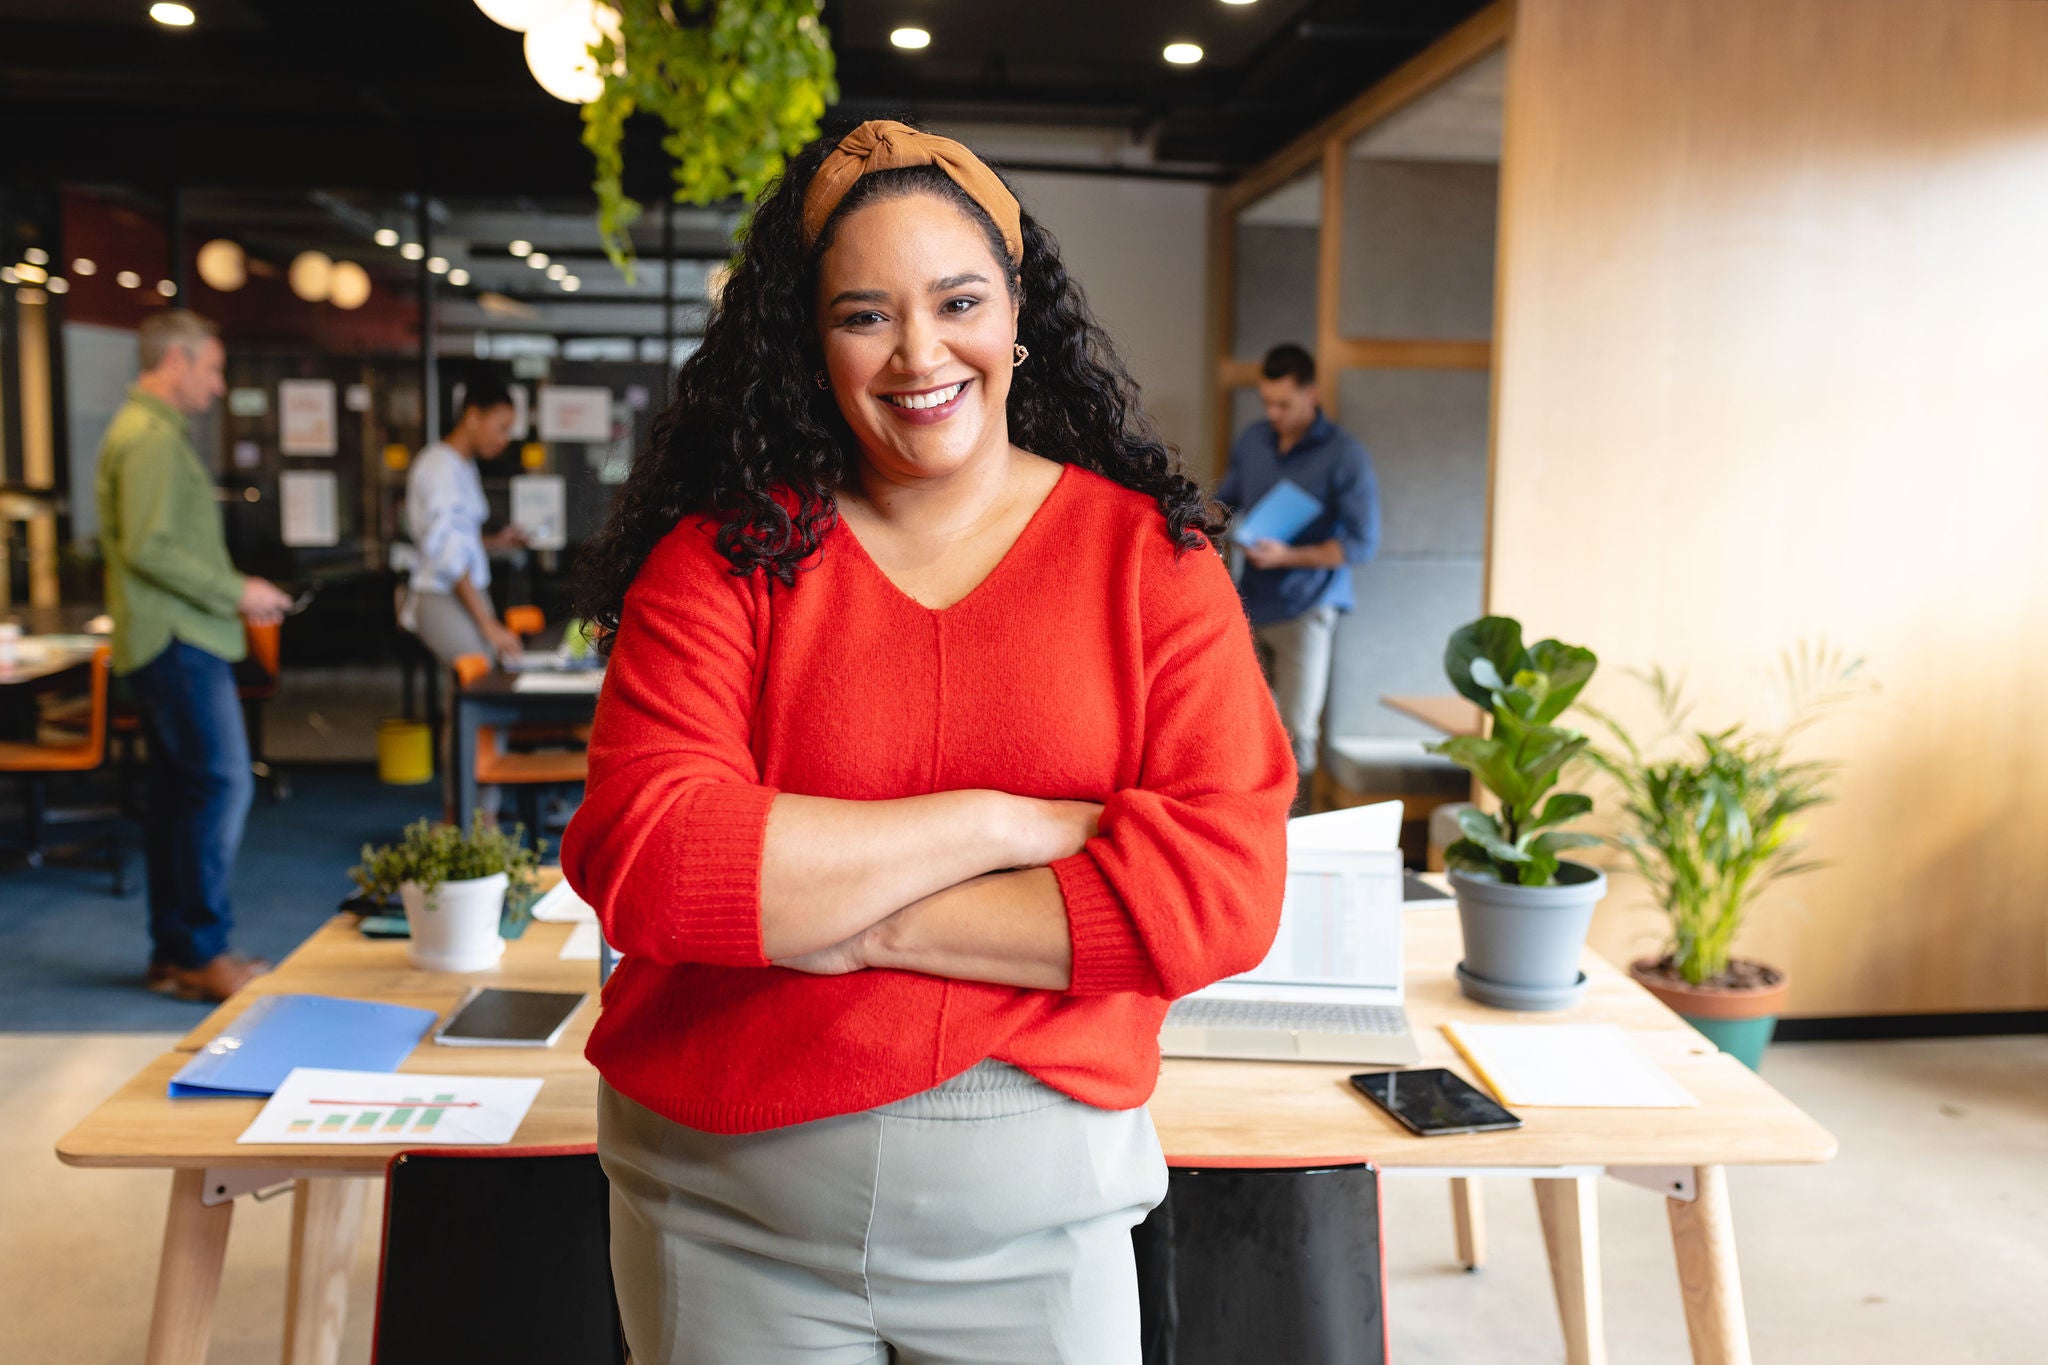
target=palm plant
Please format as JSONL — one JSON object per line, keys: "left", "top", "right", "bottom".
{"left": 1583, "top": 646, "right": 1867, "bottom": 986}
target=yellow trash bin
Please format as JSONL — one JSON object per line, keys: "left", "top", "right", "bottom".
{"left": 377, "top": 718, "right": 434, "bottom": 786}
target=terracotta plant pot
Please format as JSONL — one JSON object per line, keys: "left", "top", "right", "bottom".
{"left": 1630, "top": 959, "right": 1789, "bottom": 1070}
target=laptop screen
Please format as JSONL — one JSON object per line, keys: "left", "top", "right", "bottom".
{"left": 1225, "top": 849, "right": 1403, "bottom": 991}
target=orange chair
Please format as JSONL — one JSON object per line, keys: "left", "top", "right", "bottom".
{"left": 238, "top": 618, "right": 287, "bottom": 801}
{"left": 503, "top": 605, "right": 546, "bottom": 637}
{"left": 453, "top": 652, "right": 587, "bottom": 843}
{"left": 0, "top": 646, "right": 127, "bottom": 891}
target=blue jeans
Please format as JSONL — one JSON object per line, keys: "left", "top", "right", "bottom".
{"left": 127, "top": 639, "right": 254, "bottom": 968}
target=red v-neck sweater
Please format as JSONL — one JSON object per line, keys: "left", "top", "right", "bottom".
{"left": 563, "top": 464, "right": 1295, "bottom": 1134}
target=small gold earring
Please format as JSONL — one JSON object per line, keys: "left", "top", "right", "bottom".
{"left": 1012, "top": 343, "right": 1029, "bottom": 368}
{"left": 814, "top": 370, "right": 829, "bottom": 390}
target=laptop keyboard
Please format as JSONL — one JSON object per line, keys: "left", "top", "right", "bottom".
{"left": 1166, "top": 998, "right": 1410, "bottom": 1036}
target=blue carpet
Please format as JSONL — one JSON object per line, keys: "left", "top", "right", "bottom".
{"left": 0, "top": 765, "right": 441, "bottom": 1031}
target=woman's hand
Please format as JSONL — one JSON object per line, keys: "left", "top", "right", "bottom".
{"left": 998, "top": 796, "right": 1105, "bottom": 868}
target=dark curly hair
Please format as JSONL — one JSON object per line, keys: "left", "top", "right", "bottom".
{"left": 574, "top": 127, "right": 1226, "bottom": 637}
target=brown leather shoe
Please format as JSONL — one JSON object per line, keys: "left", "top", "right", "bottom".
{"left": 145, "top": 953, "right": 273, "bottom": 1003}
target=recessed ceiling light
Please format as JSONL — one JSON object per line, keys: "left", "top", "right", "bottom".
{"left": 890, "top": 27, "right": 930, "bottom": 50}
{"left": 528, "top": 252, "right": 550, "bottom": 269}
{"left": 157, "top": 279, "right": 178, "bottom": 297}
{"left": 149, "top": 3, "right": 195, "bottom": 27}
{"left": 47, "top": 277, "right": 70, "bottom": 294}
{"left": 546, "top": 263, "right": 567, "bottom": 280}
{"left": 560, "top": 276, "right": 581, "bottom": 291}
{"left": 72, "top": 258, "right": 97, "bottom": 275}
{"left": 0, "top": 267, "right": 15, "bottom": 285}
{"left": 374, "top": 228, "right": 399, "bottom": 247}
{"left": 447, "top": 268, "right": 471, "bottom": 286}
{"left": 15, "top": 263, "right": 48, "bottom": 284}
{"left": 116, "top": 270, "right": 141, "bottom": 289}
{"left": 1163, "top": 42, "right": 1203, "bottom": 65}
{"left": 399, "top": 241, "right": 424, "bottom": 260}
{"left": 509, "top": 239, "right": 533, "bottom": 256}
{"left": 24, "top": 247, "right": 48, "bottom": 266}
{"left": 1221, "top": 0, "right": 1259, "bottom": 6}
{"left": 427, "top": 256, "right": 449, "bottom": 274}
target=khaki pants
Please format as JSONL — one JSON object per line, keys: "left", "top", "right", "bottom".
{"left": 600, "top": 1062, "right": 1167, "bottom": 1364}
{"left": 1253, "top": 604, "right": 1339, "bottom": 787}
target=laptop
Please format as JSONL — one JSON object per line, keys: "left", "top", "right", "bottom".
{"left": 1160, "top": 806, "right": 1421, "bottom": 1066}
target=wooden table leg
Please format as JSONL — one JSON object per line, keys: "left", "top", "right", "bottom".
{"left": 1450, "top": 1177, "right": 1486, "bottom": 1269}
{"left": 145, "top": 1169, "right": 236, "bottom": 1365}
{"left": 283, "top": 1177, "right": 370, "bottom": 1365}
{"left": 1668, "top": 1165, "right": 1751, "bottom": 1365}
{"left": 1533, "top": 1176, "right": 1607, "bottom": 1365}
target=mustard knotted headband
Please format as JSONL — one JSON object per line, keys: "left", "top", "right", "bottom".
{"left": 801, "top": 120, "right": 1024, "bottom": 265}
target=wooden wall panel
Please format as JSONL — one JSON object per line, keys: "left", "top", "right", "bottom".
{"left": 1490, "top": 0, "right": 2048, "bottom": 1014}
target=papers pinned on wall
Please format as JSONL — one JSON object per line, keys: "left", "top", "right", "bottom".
{"left": 279, "top": 470, "right": 339, "bottom": 547}
{"left": 278, "top": 378, "right": 338, "bottom": 455}
{"left": 511, "top": 474, "right": 566, "bottom": 550}
{"left": 537, "top": 385, "right": 612, "bottom": 443}
{"left": 238, "top": 1068, "right": 543, "bottom": 1146}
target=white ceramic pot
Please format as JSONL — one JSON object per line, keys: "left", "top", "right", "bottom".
{"left": 399, "top": 873, "right": 508, "bottom": 972}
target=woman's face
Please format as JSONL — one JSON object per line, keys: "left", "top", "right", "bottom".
{"left": 815, "top": 190, "right": 1020, "bottom": 487}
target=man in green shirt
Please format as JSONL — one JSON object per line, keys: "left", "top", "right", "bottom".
{"left": 97, "top": 310, "right": 293, "bottom": 1003}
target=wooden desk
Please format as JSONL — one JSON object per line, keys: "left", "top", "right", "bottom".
{"left": 451, "top": 667, "right": 602, "bottom": 824}
{"left": 1380, "top": 692, "right": 1486, "bottom": 737}
{"left": 60, "top": 891, "right": 1833, "bottom": 1365}
{"left": 0, "top": 634, "right": 99, "bottom": 688}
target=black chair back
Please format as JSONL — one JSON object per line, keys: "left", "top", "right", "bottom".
{"left": 372, "top": 1147, "right": 624, "bottom": 1365}
{"left": 1133, "top": 1160, "right": 1387, "bottom": 1365}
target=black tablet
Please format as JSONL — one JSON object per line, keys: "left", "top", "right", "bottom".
{"left": 432, "top": 988, "right": 588, "bottom": 1048}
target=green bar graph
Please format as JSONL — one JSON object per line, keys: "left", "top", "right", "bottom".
{"left": 351, "top": 1111, "right": 381, "bottom": 1131}
{"left": 416, "top": 1092, "right": 456, "bottom": 1131}
{"left": 320, "top": 1113, "right": 347, "bottom": 1131}
{"left": 383, "top": 1107, "right": 415, "bottom": 1131}
{"left": 288, "top": 1119, "right": 313, "bottom": 1133}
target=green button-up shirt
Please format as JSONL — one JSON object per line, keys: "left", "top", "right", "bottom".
{"left": 95, "top": 388, "right": 247, "bottom": 675}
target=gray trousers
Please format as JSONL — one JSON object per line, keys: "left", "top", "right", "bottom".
{"left": 599, "top": 1062, "right": 1167, "bottom": 1364}
{"left": 404, "top": 589, "right": 491, "bottom": 668}
{"left": 1253, "top": 604, "right": 1339, "bottom": 782}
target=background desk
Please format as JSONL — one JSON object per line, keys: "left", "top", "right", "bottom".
{"left": 450, "top": 667, "right": 601, "bottom": 825}
{"left": 60, "top": 883, "right": 1833, "bottom": 1365}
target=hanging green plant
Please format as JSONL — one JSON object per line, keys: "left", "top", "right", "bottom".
{"left": 583, "top": 0, "right": 836, "bottom": 277}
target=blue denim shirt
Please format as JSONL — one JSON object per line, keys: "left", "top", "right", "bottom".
{"left": 1215, "top": 413, "right": 1380, "bottom": 626}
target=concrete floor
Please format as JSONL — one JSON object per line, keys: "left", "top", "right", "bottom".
{"left": 6, "top": 1034, "right": 2043, "bottom": 1363}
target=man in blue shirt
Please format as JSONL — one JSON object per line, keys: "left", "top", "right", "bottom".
{"left": 1215, "top": 344, "right": 1380, "bottom": 811}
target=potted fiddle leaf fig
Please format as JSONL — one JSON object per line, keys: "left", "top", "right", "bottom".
{"left": 1428, "top": 616, "right": 1605, "bottom": 1010}
{"left": 351, "top": 814, "right": 543, "bottom": 973}
{"left": 1584, "top": 647, "right": 1867, "bottom": 1068}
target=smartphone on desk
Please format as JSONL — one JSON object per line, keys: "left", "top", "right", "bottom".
{"left": 1350, "top": 1068, "right": 1523, "bottom": 1137}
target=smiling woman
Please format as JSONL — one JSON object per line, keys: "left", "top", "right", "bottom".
{"left": 564, "top": 119, "right": 1294, "bottom": 1365}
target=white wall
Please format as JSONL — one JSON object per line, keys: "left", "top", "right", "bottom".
{"left": 1006, "top": 172, "right": 1212, "bottom": 472}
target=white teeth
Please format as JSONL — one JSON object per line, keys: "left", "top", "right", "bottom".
{"left": 884, "top": 382, "right": 965, "bottom": 411}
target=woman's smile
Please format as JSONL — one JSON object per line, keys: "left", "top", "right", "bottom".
{"left": 879, "top": 378, "right": 971, "bottom": 423}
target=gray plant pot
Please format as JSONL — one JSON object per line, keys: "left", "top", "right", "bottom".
{"left": 1449, "top": 861, "right": 1608, "bottom": 1010}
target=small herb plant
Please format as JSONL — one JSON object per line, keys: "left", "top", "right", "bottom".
{"left": 351, "top": 814, "right": 543, "bottom": 903}
{"left": 1429, "top": 616, "right": 1602, "bottom": 887}
{"left": 584, "top": 0, "right": 837, "bottom": 275}
{"left": 1584, "top": 646, "right": 1867, "bottom": 986}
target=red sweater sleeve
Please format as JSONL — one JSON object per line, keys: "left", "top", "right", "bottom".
{"left": 1052, "top": 536, "right": 1296, "bottom": 998}
{"left": 561, "top": 520, "right": 777, "bottom": 967}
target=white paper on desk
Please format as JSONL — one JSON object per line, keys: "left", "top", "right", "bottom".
{"left": 530, "top": 878, "right": 597, "bottom": 923}
{"left": 237, "top": 1068, "right": 543, "bottom": 1145}
{"left": 1444, "top": 1023, "right": 1699, "bottom": 1108}
{"left": 513, "top": 671, "right": 602, "bottom": 693}
{"left": 1288, "top": 801, "right": 1403, "bottom": 852}
{"left": 559, "top": 921, "right": 603, "bottom": 960}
